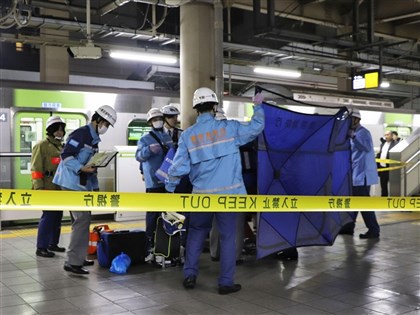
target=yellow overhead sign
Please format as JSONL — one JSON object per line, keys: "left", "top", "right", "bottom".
{"left": 364, "top": 71, "right": 379, "bottom": 89}
{"left": 0, "top": 189, "right": 419, "bottom": 212}
{"left": 352, "top": 69, "right": 380, "bottom": 90}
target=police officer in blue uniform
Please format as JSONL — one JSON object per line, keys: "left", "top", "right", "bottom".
{"left": 165, "top": 87, "right": 265, "bottom": 295}
{"left": 340, "top": 109, "right": 380, "bottom": 239}
{"left": 161, "top": 104, "right": 182, "bottom": 147}
{"left": 136, "top": 108, "right": 173, "bottom": 258}
{"left": 53, "top": 105, "right": 117, "bottom": 274}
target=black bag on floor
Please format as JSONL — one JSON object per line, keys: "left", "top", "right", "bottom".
{"left": 154, "top": 213, "right": 185, "bottom": 267}
{"left": 97, "top": 230, "right": 146, "bottom": 268}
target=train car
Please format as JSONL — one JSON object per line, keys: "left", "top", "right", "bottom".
{"left": 0, "top": 86, "right": 178, "bottom": 222}
{"left": 1, "top": 85, "right": 419, "bottom": 223}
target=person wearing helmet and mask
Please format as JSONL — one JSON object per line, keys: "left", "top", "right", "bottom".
{"left": 135, "top": 108, "right": 173, "bottom": 259}
{"left": 165, "top": 87, "right": 265, "bottom": 295}
{"left": 32, "top": 116, "right": 66, "bottom": 258}
{"left": 160, "top": 104, "right": 182, "bottom": 147}
{"left": 53, "top": 105, "right": 117, "bottom": 274}
{"left": 160, "top": 104, "right": 192, "bottom": 252}
{"left": 339, "top": 109, "right": 380, "bottom": 239}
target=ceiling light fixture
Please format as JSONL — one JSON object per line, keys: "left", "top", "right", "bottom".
{"left": 109, "top": 51, "right": 177, "bottom": 65}
{"left": 161, "top": 38, "right": 176, "bottom": 46}
{"left": 254, "top": 67, "right": 301, "bottom": 78}
{"left": 380, "top": 81, "right": 390, "bottom": 88}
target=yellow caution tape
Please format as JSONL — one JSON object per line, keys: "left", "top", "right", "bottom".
{"left": 0, "top": 189, "right": 419, "bottom": 212}
{"left": 375, "top": 158, "right": 407, "bottom": 172}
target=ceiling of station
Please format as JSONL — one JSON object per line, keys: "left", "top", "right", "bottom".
{"left": 1, "top": 0, "right": 420, "bottom": 110}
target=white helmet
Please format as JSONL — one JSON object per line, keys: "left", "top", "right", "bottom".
{"left": 351, "top": 108, "right": 361, "bottom": 119}
{"left": 147, "top": 108, "right": 164, "bottom": 122}
{"left": 46, "top": 116, "right": 65, "bottom": 130}
{"left": 160, "top": 104, "right": 180, "bottom": 116}
{"left": 192, "top": 87, "right": 219, "bottom": 108}
{"left": 96, "top": 105, "right": 117, "bottom": 126}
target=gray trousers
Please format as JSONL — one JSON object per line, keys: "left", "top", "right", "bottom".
{"left": 67, "top": 211, "right": 91, "bottom": 266}
{"left": 210, "top": 212, "right": 245, "bottom": 260}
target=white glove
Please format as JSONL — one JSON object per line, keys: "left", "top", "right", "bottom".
{"left": 252, "top": 92, "right": 264, "bottom": 105}
{"left": 149, "top": 143, "right": 161, "bottom": 154}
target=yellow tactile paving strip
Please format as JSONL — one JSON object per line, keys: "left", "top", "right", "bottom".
{"left": 376, "top": 211, "right": 420, "bottom": 225}
{"left": 0, "top": 212, "right": 418, "bottom": 239}
{"left": 0, "top": 221, "right": 146, "bottom": 239}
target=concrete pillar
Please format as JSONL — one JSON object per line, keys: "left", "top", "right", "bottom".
{"left": 180, "top": 2, "right": 215, "bottom": 128}
{"left": 39, "top": 4, "right": 69, "bottom": 83}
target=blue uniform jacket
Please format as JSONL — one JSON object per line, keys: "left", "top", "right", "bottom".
{"left": 136, "top": 130, "right": 173, "bottom": 189}
{"left": 351, "top": 124, "right": 379, "bottom": 186}
{"left": 165, "top": 104, "right": 265, "bottom": 194}
{"left": 52, "top": 124, "right": 100, "bottom": 191}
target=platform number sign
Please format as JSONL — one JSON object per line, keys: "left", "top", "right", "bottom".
{"left": 0, "top": 112, "right": 7, "bottom": 122}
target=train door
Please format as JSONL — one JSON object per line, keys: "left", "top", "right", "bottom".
{"left": 4, "top": 112, "right": 86, "bottom": 222}
{"left": 13, "top": 111, "right": 86, "bottom": 190}
{"left": 114, "top": 119, "right": 151, "bottom": 222}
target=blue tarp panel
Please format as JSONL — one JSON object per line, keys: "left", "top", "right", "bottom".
{"left": 257, "top": 104, "right": 354, "bottom": 258}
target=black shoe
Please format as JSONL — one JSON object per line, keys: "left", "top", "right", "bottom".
{"left": 36, "top": 249, "right": 55, "bottom": 258}
{"left": 276, "top": 248, "right": 298, "bottom": 261}
{"left": 359, "top": 232, "right": 379, "bottom": 239}
{"left": 64, "top": 263, "right": 89, "bottom": 275}
{"left": 48, "top": 245, "right": 66, "bottom": 252}
{"left": 210, "top": 256, "right": 219, "bottom": 262}
{"left": 243, "top": 238, "right": 256, "bottom": 255}
{"left": 236, "top": 258, "right": 244, "bottom": 265}
{"left": 83, "top": 259, "right": 94, "bottom": 266}
{"left": 183, "top": 276, "right": 196, "bottom": 289}
{"left": 218, "top": 284, "right": 242, "bottom": 295}
{"left": 338, "top": 229, "right": 354, "bottom": 236}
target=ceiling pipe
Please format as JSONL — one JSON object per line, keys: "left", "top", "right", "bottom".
{"left": 267, "top": 0, "right": 275, "bottom": 28}
{"left": 353, "top": 0, "right": 360, "bottom": 44}
{"left": 99, "top": 0, "right": 130, "bottom": 16}
{"left": 367, "top": 0, "right": 374, "bottom": 44}
{"left": 31, "top": 0, "right": 90, "bottom": 15}
{"left": 378, "top": 11, "right": 420, "bottom": 23}
{"left": 98, "top": 0, "right": 179, "bottom": 16}
{"left": 233, "top": 2, "right": 345, "bottom": 29}
{"left": 253, "top": 0, "right": 261, "bottom": 31}
{"left": 214, "top": 0, "right": 224, "bottom": 105}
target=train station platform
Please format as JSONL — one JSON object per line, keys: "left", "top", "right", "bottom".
{"left": 1, "top": 212, "right": 419, "bottom": 315}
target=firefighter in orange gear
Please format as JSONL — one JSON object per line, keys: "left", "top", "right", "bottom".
{"left": 31, "top": 116, "right": 66, "bottom": 258}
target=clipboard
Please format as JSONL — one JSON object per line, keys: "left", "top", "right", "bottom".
{"left": 87, "top": 151, "right": 118, "bottom": 168}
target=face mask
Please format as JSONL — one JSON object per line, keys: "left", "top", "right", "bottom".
{"left": 98, "top": 125, "right": 108, "bottom": 135}
{"left": 152, "top": 121, "right": 164, "bottom": 129}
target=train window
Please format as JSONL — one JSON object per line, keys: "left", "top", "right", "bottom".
{"left": 127, "top": 120, "right": 150, "bottom": 145}
{"left": 13, "top": 112, "right": 86, "bottom": 190}
{"left": 19, "top": 117, "right": 43, "bottom": 172}
{"left": 64, "top": 118, "right": 82, "bottom": 136}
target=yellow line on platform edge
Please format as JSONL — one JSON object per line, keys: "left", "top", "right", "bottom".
{"left": 1, "top": 189, "right": 419, "bottom": 212}
{"left": 0, "top": 222, "right": 146, "bottom": 239}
